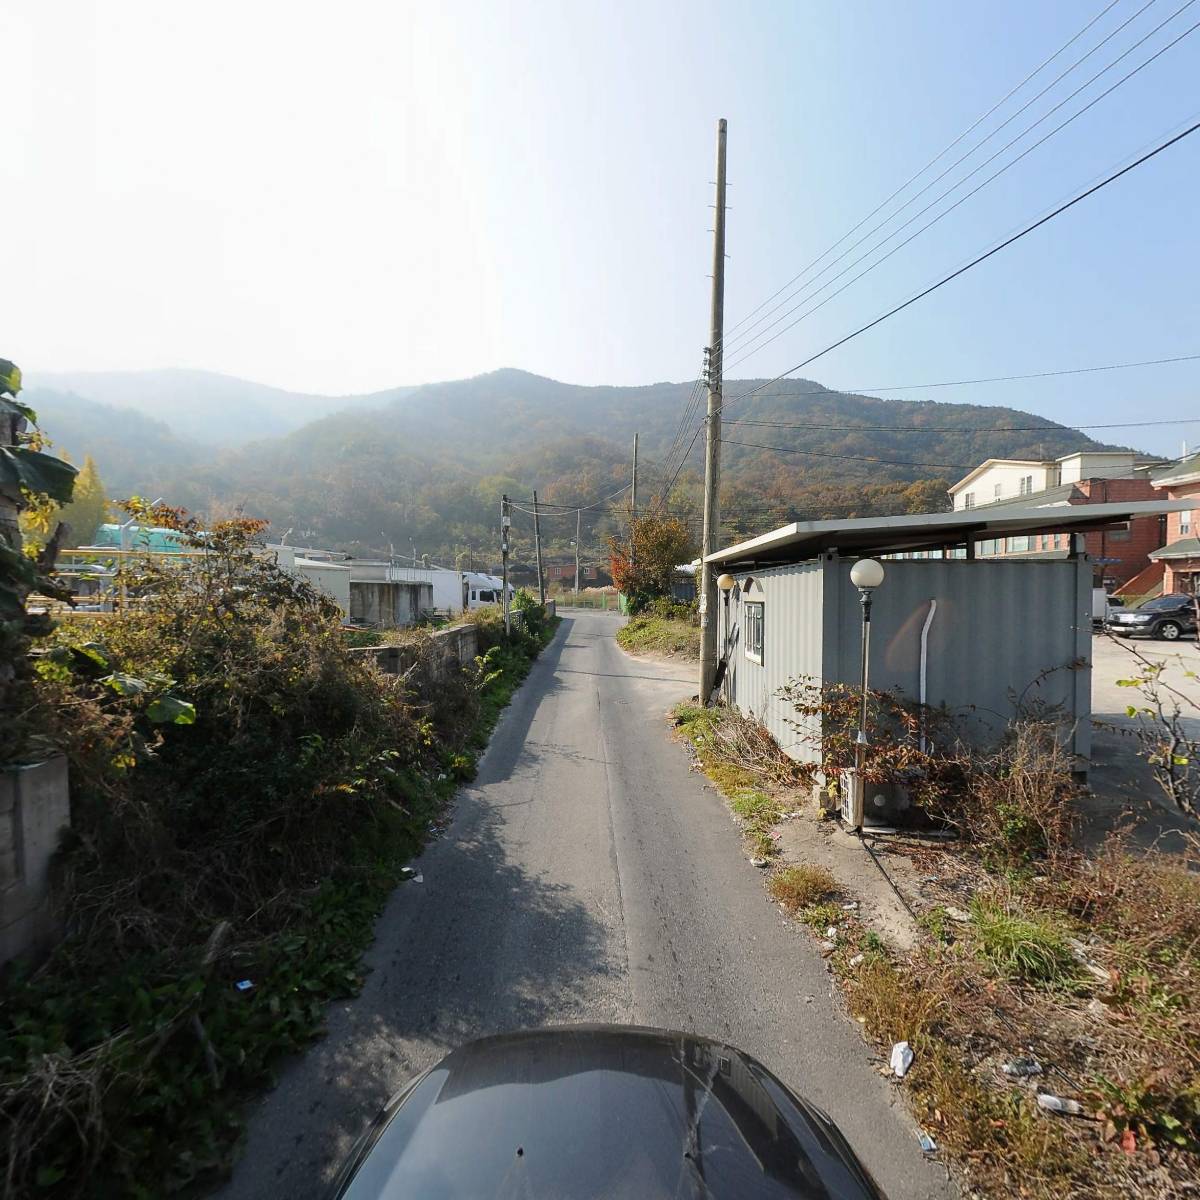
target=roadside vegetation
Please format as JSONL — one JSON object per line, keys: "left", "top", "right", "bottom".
{"left": 672, "top": 692, "right": 1200, "bottom": 1199}
{"left": 607, "top": 511, "right": 701, "bottom": 658}
{"left": 0, "top": 506, "right": 557, "bottom": 1198}
{"left": 617, "top": 598, "right": 702, "bottom": 660}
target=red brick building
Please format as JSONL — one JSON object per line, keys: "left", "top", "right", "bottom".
{"left": 949, "top": 452, "right": 1167, "bottom": 590}
{"left": 1148, "top": 454, "right": 1200, "bottom": 594}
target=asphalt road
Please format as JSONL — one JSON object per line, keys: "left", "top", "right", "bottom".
{"left": 217, "top": 612, "right": 953, "bottom": 1200}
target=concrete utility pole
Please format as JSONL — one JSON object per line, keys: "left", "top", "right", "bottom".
{"left": 574, "top": 508, "right": 581, "bottom": 598}
{"left": 501, "top": 494, "right": 511, "bottom": 636}
{"left": 629, "top": 433, "right": 639, "bottom": 575}
{"left": 532, "top": 491, "right": 546, "bottom": 605}
{"left": 699, "top": 117, "right": 727, "bottom": 702}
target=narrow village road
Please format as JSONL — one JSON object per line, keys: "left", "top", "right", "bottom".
{"left": 219, "top": 611, "right": 953, "bottom": 1200}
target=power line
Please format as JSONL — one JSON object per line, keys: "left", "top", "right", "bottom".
{"left": 726, "top": 350, "right": 1200, "bottom": 398}
{"left": 720, "top": 437, "right": 970, "bottom": 471}
{"left": 718, "top": 0, "right": 1127, "bottom": 350}
{"left": 724, "top": 414, "right": 1200, "bottom": 435}
{"left": 721, "top": 0, "right": 1170, "bottom": 360}
{"left": 719, "top": 116, "right": 1200, "bottom": 415}
{"left": 723, "top": 4, "right": 1200, "bottom": 372}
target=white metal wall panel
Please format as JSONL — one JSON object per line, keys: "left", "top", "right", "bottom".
{"left": 725, "top": 561, "right": 825, "bottom": 762}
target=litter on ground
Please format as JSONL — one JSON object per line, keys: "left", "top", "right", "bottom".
{"left": 1036, "top": 1093, "right": 1084, "bottom": 1116}
{"left": 1002, "top": 1057, "right": 1043, "bottom": 1078}
{"left": 890, "top": 1041, "right": 914, "bottom": 1078}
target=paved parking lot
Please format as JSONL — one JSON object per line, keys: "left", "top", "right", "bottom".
{"left": 1088, "top": 629, "right": 1200, "bottom": 849}
{"left": 1092, "top": 628, "right": 1200, "bottom": 726}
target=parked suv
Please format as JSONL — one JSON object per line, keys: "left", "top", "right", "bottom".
{"left": 1106, "top": 593, "right": 1198, "bottom": 641}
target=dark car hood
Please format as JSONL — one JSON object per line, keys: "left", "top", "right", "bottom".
{"left": 331, "top": 1025, "right": 884, "bottom": 1200}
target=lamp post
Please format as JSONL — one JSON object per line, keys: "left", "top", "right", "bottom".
{"left": 716, "top": 573, "right": 735, "bottom": 697}
{"left": 849, "top": 558, "right": 885, "bottom": 829}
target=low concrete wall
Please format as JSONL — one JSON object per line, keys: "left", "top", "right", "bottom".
{"left": 350, "top": 580, "right": 435, "bottom": 628}
{"left": 350, "top": 622, "right": 480, "bottom": 682}
{"left": 1, "top": 755, "right": 70, "bottom": 965}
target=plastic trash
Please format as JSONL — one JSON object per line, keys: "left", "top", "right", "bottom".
{"left": 235, "top": 979, "right": 254, "bottom": 992}
{"left": 400, "top": 866, "right": 417, "bottom": 879}
{"left": 824, "top": 926, "right": 838, "bottom": 940}
{"left": 413, "top": 873, "right": 424, "bottom": 883}
{"left": 750, "top": 857, "right": 769, "bottom": 868}
{"left": 841, "top": 901, "right": 859, "bottom": 911}
{"left": 1036, "top": 1093, "right": 1084, "bottom": 1116}
{"left": 890, "top": 1041, "right": 914, "bottom": 1078}
{"left": 918, "top": 1132, "right": 937, "bottom": 1153}
{"left": 943, "top": 905, "right": 971, "bottom": 923}
{"left": 848, "top": 953, "right": 865, "bottom": 967}
{"left": 1002, "top": 1057, "right": 1043, "bottom": 1078}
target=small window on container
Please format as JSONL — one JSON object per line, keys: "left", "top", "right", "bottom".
{"left": 744, "top": 601, "right": 764, "bottom": 664}
{"left": 479, "top": 590, "right": 495, "bottom": 603}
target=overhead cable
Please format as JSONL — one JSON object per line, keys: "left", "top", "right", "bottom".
{"left": 718, "top": 116, "right": 1200, "bottom": 414}
{"left": 718, "top": 0, "right": 1128, "bottom": 349}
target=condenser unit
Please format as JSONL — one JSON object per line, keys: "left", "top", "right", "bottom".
{"left": 839, "top": 768, "right": 863, "bottom": 828}
{"left": 840, "top": 770, "right": 912, "bottom": 829}
{"left": 863, "top": 780, "right": 912, "bottom": 827}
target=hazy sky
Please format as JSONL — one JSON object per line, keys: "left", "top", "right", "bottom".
{"left": 3, "top": 1, "right": 1197, "bottom": 449}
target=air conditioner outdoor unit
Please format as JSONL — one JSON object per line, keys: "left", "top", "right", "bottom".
{"left": 863, "top": 780, "right": 912, "bottom": 827}
{"left": 839, "top": 768, "right": 863, "bottom": 828}
{"left": 841, "top": 770, "right": 912, "bottom": 829}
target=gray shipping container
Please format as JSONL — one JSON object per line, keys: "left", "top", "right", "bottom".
{"left": 719, "top": 553, "right": 1092, "bottom": 768}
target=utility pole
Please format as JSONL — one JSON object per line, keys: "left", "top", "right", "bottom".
{"left": 532, "top": 490, "right": 546, "bottom": 605}
{"left": 574, "top": 508, "right": 581, "bottom": 599}
{"left": 699, "top": 117, "right": 727, "bottom": 702}
{"left": 501, "top": 494, "right": 511, "bottom": 636}
{"left": 630, "top": 433, "right": 639, "bottom": 576}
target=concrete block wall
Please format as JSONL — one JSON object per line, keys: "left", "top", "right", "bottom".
{"left": 350, "top": 622, "right": 480, "bottom": 682}
{"left": 1, "top": 755, "right": 70, "bottom": 965}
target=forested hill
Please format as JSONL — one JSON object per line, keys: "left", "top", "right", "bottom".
{"left": 26, "top": 367, "right": 1133, "bottom": 561}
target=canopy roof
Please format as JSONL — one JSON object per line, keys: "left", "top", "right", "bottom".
{"left": 706, "top": 500, "right": 1189, "bottom": 567}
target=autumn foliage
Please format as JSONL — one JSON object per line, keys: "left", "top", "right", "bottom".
{"left": 607, "top": 512, "right": 695, "bottom": 608}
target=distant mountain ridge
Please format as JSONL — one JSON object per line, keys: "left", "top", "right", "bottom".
{"left": 22, "top": 366, "right": 1136, "bottom": 557}
{"left": 29, "top": 368, "right": 419, "bottom": 445}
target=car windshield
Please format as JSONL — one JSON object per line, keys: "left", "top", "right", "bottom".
{"left": 1139, "top": 594, "right": 1194, "bottom": 612}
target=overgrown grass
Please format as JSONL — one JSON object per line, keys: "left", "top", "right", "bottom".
{"left": 969, "top": 894, "right": 1085, "bottom": 990}
{"left": 768, "top": 865, "right": 836, "bottom": 912}
{"left": 842, "top": 954, "right": 1091, "bottom": 1197}
{"left": 672, "top": 702, "right": 801, "bottom": 860}
{"left": 617, "top": 614, "right": 701, "bottom": 659}
{"left": 669, "top": 697, "right": 1200, "bottom": 1196}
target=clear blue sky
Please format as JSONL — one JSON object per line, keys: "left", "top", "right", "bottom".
{"left": 3, "top": 1, "right": 1197, "bottom": 451}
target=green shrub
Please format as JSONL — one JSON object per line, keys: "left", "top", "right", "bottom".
{"left": 0, "top": 517, "right": 556, "bottom": 1197}
{"left": 969, "top": 894, "right": 1084, "bottom": 989}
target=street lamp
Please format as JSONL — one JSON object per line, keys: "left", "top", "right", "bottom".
{"left": 716, "top": 574, "right": 735, "bottom": 697}
{"left": 848, "top": 558, "right": 885, "bottom": 830}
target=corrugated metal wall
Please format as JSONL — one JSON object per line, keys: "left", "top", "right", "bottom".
{"left": 725, "top": 561, "right": 825, "bottom": 763}
{"left": 727, "top": 554, "right": 1092, "bottom": 766}
{"left": 826, "top": 557, "right": 1091, "bottom": 761}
